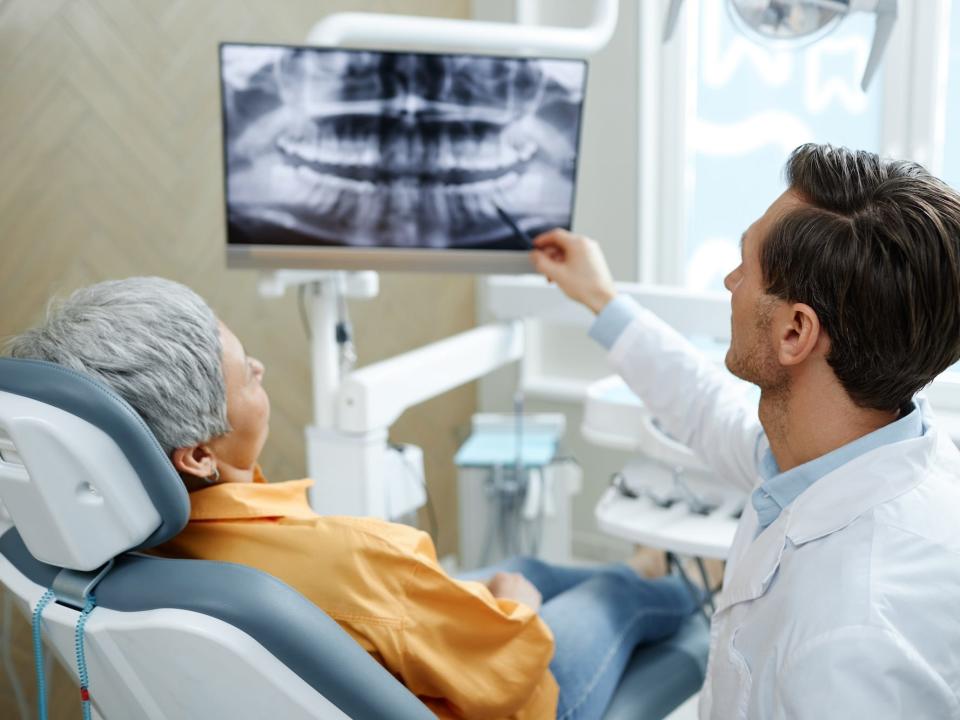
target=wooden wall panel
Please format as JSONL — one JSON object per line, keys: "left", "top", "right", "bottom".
{"left": 0, "top": 1, "right": 475, "bottom": 716}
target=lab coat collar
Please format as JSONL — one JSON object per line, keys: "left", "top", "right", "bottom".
{"left": 716, "top": 401, "right": 940, "bottom": 614}
{"left": 784, "top": 416, "right": 936, "bottom": 547}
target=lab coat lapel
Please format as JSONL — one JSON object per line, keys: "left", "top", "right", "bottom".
{"left": 785, "top": 430, "right": 936, "bottom": 546}
{"left": 715, "top": 423, "right": 939, "bottom": 616}
{"left": 715, "top": 510, "right": 789, "bottom": 614}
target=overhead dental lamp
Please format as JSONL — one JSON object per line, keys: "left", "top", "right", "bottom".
{"left": 663, "top": 0, "right": 897, "bottom": 90}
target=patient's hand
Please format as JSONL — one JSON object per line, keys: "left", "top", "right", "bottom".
{"left": 486, "top": 572, "right": 543, "bottom": 612}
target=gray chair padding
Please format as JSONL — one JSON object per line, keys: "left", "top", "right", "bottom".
{"left": 0, "top": 358, "right": 190, "bottom": 549}
{"left": 602, "top": 613, "right": 709, "bottom": 720}
{"left": 0, "top": 528, "right": 435, "bottom": 720}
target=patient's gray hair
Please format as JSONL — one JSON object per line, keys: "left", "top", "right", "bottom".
{"left": 5, "top": 277, "right": 230, "bottom": 454}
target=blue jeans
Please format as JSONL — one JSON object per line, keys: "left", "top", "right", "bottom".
{"left": 460, "top": 557, "right": 696, "bottom": 720}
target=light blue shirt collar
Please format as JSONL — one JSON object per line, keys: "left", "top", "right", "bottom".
{"left": 752, "top": 403, "right": 923, "bottom": 532}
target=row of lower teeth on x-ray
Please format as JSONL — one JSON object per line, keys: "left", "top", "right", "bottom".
{"left": 286, "top": 163, "right": 526, "bottom": 247}
{"left": 271, "top": 120, "right": 542, "bottom": 245}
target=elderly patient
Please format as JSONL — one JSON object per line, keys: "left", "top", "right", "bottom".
{"left": 7, "top": 277, "right": 695, "bottom": 720}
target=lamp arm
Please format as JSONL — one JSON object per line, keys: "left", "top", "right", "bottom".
{"left": 860, "top": 0, "right": 897, "bottom": 90}
{"left": 663, "top": 0, "right": 685, "bottom": 42}
{"left": 308, "top": 0, "right": 618, "bottom": 57}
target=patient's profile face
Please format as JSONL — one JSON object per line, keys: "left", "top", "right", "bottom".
{"left": 207, "top": 322, "right": 270, "bottom": 478}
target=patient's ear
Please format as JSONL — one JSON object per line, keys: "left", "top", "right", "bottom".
{"left": 171, "top": 445, "right": 216, "bottom": 480}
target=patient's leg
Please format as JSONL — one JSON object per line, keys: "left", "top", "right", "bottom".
{"left": 541, "top": 573, "right": 694, "bottom": 720}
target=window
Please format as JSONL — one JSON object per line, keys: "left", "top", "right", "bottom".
{"left": 942, "top": 0, "right": 960, "bottom": 190}
{"left": 682, "top": 1, "right": 883, "bottom": 291}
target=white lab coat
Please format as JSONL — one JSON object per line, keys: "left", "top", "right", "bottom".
{"left": 606, "top": 304, "right": 960, "bottom": 719}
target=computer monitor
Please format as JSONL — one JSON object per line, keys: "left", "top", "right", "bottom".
{"left": 220, "top": 43, "right": 587, "bottom": 273}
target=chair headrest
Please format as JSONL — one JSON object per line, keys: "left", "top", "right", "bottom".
{"left": 0, "top": 358, "right": 190, "bottom": 570}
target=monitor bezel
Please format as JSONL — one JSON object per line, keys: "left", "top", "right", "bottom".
{"left": 218, "top": 41, "right": 588, "bottom": 274}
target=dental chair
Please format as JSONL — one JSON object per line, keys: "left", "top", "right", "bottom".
{"left": 0, "top": 357, "right": 707, "bottom": 719}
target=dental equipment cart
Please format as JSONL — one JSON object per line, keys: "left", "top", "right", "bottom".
{"left": 585, "top": 375, "right": 744, "bottom": 563}
{"left": 455, "top": 412, "right": 582, "bottom": 571}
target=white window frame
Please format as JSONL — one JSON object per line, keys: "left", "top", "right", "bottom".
{"left": 636, "top": 0, "right": 690, "bottom": 285}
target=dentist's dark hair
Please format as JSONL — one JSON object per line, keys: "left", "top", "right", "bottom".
{"left": 760, "top": 143, "right": 960, "bottom": 413}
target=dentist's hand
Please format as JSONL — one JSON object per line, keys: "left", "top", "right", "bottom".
{"left": 530, "top": 229, "right": 617, "bottom": 314}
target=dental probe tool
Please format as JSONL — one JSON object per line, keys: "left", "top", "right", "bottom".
{"left": 493, "top": 202, "right": 535, "bottom": 250}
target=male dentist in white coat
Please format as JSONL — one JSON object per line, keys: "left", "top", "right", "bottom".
{"left": 531, "top": 144, "right": 960, "bottom": 719}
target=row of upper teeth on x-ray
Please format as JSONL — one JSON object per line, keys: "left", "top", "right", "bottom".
{"left": 275, "top": 125, "right": 537, "bottom": 182}
{"left": 268, "top": 51, "right": 546, "bottom": 185}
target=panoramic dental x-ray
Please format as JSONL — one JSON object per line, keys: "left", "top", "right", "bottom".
{"left": 221, "top": 44, "right": 587, "bottom": 250}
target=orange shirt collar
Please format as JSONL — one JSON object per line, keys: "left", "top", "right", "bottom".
{"left": 187, "top": 466, "right": 318, "bottom": 521}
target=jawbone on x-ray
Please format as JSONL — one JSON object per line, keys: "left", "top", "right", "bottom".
{"left": 221, "top": 45, "right": 586, "bottom": 250}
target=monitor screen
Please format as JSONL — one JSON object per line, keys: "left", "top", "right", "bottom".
{"left": 219, "top": 43, "right": 587, "bottom": 273}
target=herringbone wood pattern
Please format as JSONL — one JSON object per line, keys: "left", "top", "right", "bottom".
{"left": 0, "top": 1, "right": 475, "bottom": 717}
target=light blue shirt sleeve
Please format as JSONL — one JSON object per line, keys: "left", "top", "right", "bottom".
{"left": 588, "top": 294, "right": 643, "bottom": 350}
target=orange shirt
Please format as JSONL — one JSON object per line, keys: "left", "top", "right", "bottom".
{"left": 152, "top": 470, "right": 559, "bottom": 720}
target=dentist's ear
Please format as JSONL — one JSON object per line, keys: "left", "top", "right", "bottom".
{"left": 777, "top": 302, "right": 822, "bottom": 367}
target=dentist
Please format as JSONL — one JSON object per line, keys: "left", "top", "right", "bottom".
{"left": 531, "top": 144, "right": 960, "bottom": 719}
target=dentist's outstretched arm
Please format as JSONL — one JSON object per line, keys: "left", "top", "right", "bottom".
{"left": 530, "top": 229, "right": 617, "bottom": 314}
{"left": 529, "top": 228, "right": 764, "bottom": 493}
